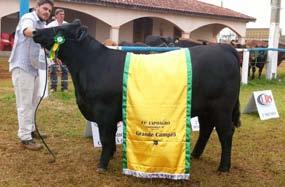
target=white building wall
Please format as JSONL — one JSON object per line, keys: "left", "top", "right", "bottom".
{"left": 2, "top": 16, "right": 18, "bottom": 34}
{"left": 191, "top": 27, "right": 214, "bottom": 42}
{"left": 152, "top": 18, "right": 174, "bottom": 37}
{"left": 0, "top": 0, "right": 249, "bottom": 43}
{"left": 119, "top": 21, "right": 133, "bottom": 43}
{"left": 191, "top": 25, "right": 224, "bottom": 42}
{"left": 65, "top": 11, "right": 97, "bottom": 38}
{"left": 95, "top": 20, "right": 110, "bottom": 43}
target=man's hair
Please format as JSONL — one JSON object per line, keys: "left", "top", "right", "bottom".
{"left": 37, "top": 0, "right": 54, "bottom": 7}
{"left": 55, "top": 8, "right": 65, "bottom": 15}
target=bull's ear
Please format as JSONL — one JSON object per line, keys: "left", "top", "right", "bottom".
{"left": 73, "top": 19, "right": 81, "bottom": 25}
{"left": 76, "top": 26, "right": 88, "bottom": 42}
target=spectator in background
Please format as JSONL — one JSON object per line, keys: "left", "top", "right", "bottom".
{"left": 47, "top": 8, "right": 69, "bottom": 92}
{"left": 8, "top": 0, "right": 54, "bottom": 151}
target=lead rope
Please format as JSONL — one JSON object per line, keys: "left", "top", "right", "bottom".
{"left": 34, "top": 49, "right": 56, "bottom": 163}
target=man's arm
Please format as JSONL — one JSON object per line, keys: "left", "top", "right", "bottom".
{"left": 21, "top": 17, "right": 35, "bottom": 38}
{"left": 23, "top": 27, "right": 35, "bottom": 38}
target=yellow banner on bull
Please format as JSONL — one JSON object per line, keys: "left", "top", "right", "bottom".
{"left": 122, "top": 48, "right": 192, "bottom": 180}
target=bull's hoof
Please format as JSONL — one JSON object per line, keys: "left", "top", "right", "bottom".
{"left": 218, "top": 166, "right": 230, "bottom": 172}
{"left": 96, "top": 167, "right": 107, "bottom": 173}
{"left": 191, "top": 153, "right": 201, "bottom": 159}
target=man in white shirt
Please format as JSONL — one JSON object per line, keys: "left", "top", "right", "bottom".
{"left": 47, "top": 8, "right": 69, "bottom": 92}
{"left": 9, "top": 0, "right": 54, "bottom": 151}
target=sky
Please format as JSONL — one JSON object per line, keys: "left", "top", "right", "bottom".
{"left": 198, "top": 0, "right": 285, "bottom": 34}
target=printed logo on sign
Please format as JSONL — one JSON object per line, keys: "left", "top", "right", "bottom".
{"left": 190, "top": 116, "right": 200, "bottom": 131}
{"left": 257, "top": 94, "right": 272, "bottom": 106}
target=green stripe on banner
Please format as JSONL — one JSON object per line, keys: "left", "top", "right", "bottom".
{"left": 122, "top": 52, "right": 131, "bottom": 169}
{"left": 185, "top": 48, "right": 192, "bottom": 174}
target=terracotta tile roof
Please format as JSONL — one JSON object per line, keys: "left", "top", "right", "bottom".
{"left": 58, "top": 0, "right": 255, "bottom": 21}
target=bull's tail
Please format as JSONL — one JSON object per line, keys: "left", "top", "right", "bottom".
{"left": 232, "top": 98, "right": 241, "bottom": 128}
{"left": 231, "top": 45, "right": 241, "bottom": 128}
{"left": 218, "top": 44, "right": 241, "bottom": 127}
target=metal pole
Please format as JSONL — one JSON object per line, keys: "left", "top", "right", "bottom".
{"left": 19, "top": 0, "right": 30, "bottom": 18}
{"left": 0, "top": 18, "right": 2, "bottom": 35}
{"left": 266, "top": 0, "right": 281, "bottom": 79}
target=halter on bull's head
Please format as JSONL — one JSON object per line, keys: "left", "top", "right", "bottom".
{"left": 33, "top": 19, "right": 88, "bottom": 51}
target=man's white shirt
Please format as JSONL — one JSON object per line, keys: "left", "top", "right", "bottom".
{"left": 47, "top": 20, "right": 68, "bottom": 27}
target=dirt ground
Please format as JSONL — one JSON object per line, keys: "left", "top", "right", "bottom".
{"left": 1, "top": 58, "right": 285, "bottom": 186}
{"left": 0, "top": 59, "right": 199, "bottom": 186}
{"left": 0, "top": 58, "right": 10, "bottom": 79}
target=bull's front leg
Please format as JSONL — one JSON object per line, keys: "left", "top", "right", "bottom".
{"left": 251, "top": 66, "right": 256, "bottom": 80}
{"left": 258, "top": 65, "right": 264, "bottom": 79}
{"left": 97, "top": 121, "right": 117, "bottom": 172}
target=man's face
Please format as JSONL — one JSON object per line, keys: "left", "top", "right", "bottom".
{"left": 55, "top": 11, "right": 65, "bottom": 23}
{"left": 36, "top": 3, "right": 52, "bottom": 21}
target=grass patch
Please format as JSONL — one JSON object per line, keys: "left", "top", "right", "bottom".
{"left": 49, "top": 91, "right": 76, "bottom": 102}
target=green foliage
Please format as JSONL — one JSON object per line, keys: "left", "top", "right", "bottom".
{"left": 0, "top": 93, "right": 15, "bottom": 102}
{"left": 49, "top": 91, "right": 76, "bottom": 102}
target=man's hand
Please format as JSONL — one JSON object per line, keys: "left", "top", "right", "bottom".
{"left": 23, "top": 27, "right": 36, "bottom": 38}
{"left": 55, "top": 58, "right": 62, "bottom": 65}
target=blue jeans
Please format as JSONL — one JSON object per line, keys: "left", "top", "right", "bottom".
{"left": 50, "top": 64, "right": 68, "bottom": 91}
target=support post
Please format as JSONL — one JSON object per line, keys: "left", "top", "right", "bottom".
{"left": 20, "top": 0, "right": 30, "bottom": 17}
{"left": 266, "top": 0, "right": 281, "bottom": 79}
{"left": 241, "top": 50, "right": 249, "bottom": 84}
{"left": 181, "top": 32, "right": 190, "bottom": 39}
{"left": 110, "top": 26, "right": 120, "bottom": 44}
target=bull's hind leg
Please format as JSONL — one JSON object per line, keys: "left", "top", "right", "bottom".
{"left": 191, "top": 117, "right": 214, "bottom": 159}
{"left": 214, "top": 114, "right": 235, "bottom": 172}
{"left": 258, "top": 65, "right": 264, "bottom": 79}
{"left": 251, "top": 66, "right": 256, "bottom": 80}
{"left": 110, "top": 124, "right": 117, "bottom": 159}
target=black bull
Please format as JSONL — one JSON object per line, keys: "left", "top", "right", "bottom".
{"left": 33, "top": 20, "right": 241, "bottom": 172}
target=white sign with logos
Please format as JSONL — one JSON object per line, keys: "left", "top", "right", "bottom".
{"left": 90, "top": 121, "right": 123, "bottom": 148}
{"left": 243, "top": 90, "right": 279, "bottom": 120}
{"left": 190, "top": 116, "right": 200, "bottom": 131}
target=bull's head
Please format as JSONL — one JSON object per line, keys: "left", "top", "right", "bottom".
{"left": 33, "top": 19, "right": 88, "bottom": 50}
